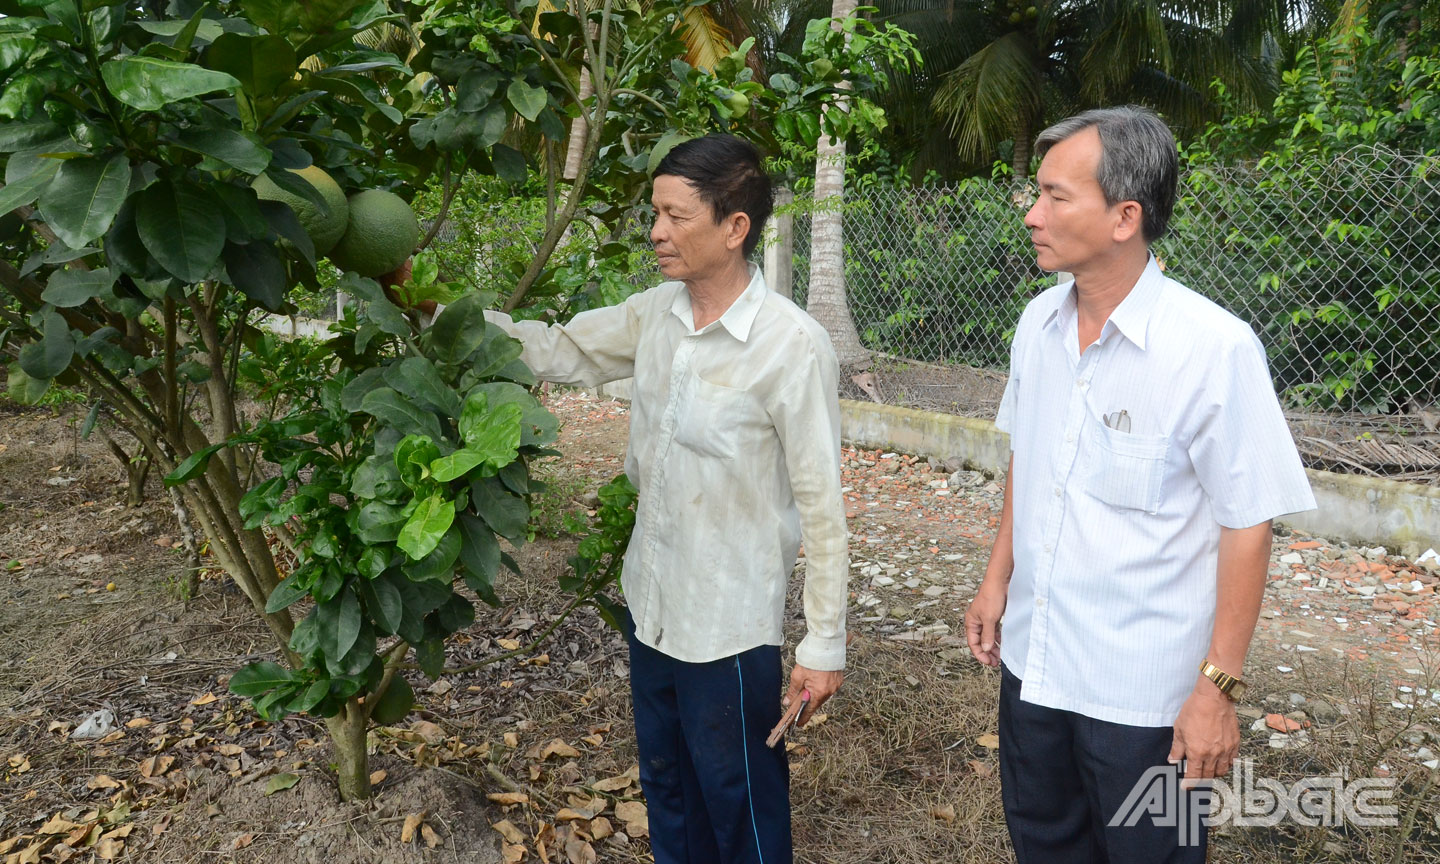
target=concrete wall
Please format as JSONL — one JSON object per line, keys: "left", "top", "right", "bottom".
{"left": 839, "top": 398, "right": 1440, "bottom": 557}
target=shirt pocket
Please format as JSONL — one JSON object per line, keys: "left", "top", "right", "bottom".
{"left": 1086, "top": 420, "right": 1169, "bottom": 513}
{"left": 673, "top": 376, "right": 749, "bottom": 460}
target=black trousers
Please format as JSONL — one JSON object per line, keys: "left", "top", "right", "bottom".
{"left": 628, "top": 629, "right": 792, "bottom": 864}
{"left": 999, "top": 666, "right": 1210, "bottom": 864}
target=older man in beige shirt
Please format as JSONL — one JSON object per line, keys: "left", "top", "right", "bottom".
{"left": 458, "top": 134, "right": 848, "bottom": 864}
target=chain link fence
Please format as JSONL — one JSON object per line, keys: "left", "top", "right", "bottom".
{"left": 790, "top": 147, "right": 1440, "bottom": 481}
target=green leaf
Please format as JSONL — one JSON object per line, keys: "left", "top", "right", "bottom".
{"left": 414, "top": 639, "right": 445, "bottom": 679}
{"left": 257, "top": 199, "right": 315, "bottom": 268}
{"left": 5, "top": 362, "right": 50, "bottom": 404}
{"left": 421, "top": 290, "right": 492, "bottom": 366}
{"left": 135, "top": 179, "right": 227, "bottom": 282}
{"left": 265, "top": 572, "right": 310, "bottom": 613}
{"left": 229, "top": 661, "right": 294, "bottom": 697}
{"left": 340, "top": 367, "right": 386, "bottom": 413}
{"left": 368, "top": 675, "right": 413, "bottom": 724}
{"left": 648, "top": 130, "right": 691, "bottom": 176}
{"left": 394, "top": 434, "right": 441, "bottom": 490}
{"left": 506, "top": 78, "right": 546, "bottom": 122}
{"left": 351, "top": 453, "right": 404, "bottom": 500}
{"left": 288, "top": 678, "right": 330, "bottom": 714}
{"left": 360, "top": 387, "right": 445, "bottom": 442}
{"left": 384, "top": 357, "right": 461, "bottom": 417}
{"left": 428, "top": 448, "right": 488, "bottom": 483}
{"left": 339, "top": 272, "right": 408, "bottom": 336}
{"left": 0, "top": 117, "right": 64, "bottom": 153}
{"left": 100, "top": 57, "right": 240, "bottom": 112}
{"left": 491, "top": 144, "right": 527, "bottom": 184}
{"left": 403, "top": 524, "right": 461, "bottom": 582}
{"left": 433, "top": 593, "right": 474, "bottom": 633}
{"left": 205, "top": 32, "right": 297, "bottom": 98}
{"left": 35, "top": 152, "right": 129, "bottom": 248}
{"left": 355, "top": 500, "right": 408, "bottom": 543}
{"left": 315, "top": 585, "right": 362, "bottom": 661}
{"left": 457, "top": 513, "right": 500, "bottom": 604}
{"left": 18, "top": 308, "right": 74, "bottom": 380}
{"left": 470, "top": 476, "right": 530, "bottom": 546}
{"left": 361, "top": 573, "right": 403, "bottom": 634}
{"left": 238, "top": 0, "right": 301, "bottom": 37}
{"left": 80, "top": 400, "right": 102, "bottom": 439}
{"left": 264, "top": 773, "right": 300, "bottom": 795}
{"left": 136, "top": 18, "right": 227, "bottom": 46}
{"left": 164, "top": 442, "right": 226, "bottom": 486}
{"left": 223, "top": 241, "right": 286, "bottom": 310}
{"left": 174, "top": 126, "right": 272, "bottom": 175}
{"left": 358, "top": 546, "right": 389, "bottom": 580}
{"left": 459, "top": 398, "right": 522, "bottom": 463}
{"left": 41, "top": 267, "right": 115, "bottom": 307}
{"left": 0, "top": 157, "right": 59, "bottom": 215}
{"left": 397, "top": 494, "right": 455, "bottom": 560}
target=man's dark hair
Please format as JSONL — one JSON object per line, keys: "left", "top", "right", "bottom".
{"left": 1034, "top": 106, "right": 1178, "bottom": 243}
{"left": 653, "top": 134, "right": 773, "bottom": 257}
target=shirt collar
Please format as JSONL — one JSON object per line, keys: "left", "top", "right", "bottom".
{"left": 670, "top": 263, "right": 768, "bottom": 342}
{"left": 1042, "top": 255, "right": 1165, "bottom": 351}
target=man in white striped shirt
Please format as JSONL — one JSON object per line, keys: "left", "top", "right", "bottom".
{"left": 964, "top": 107, "right": 1315, "bottom": 862}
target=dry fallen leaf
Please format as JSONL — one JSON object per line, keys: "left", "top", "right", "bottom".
{"left": 411, "top": 720, "right": 446, "bottom": 745}
{"left": 976, "top": 733, "right": 1000, "bottom": 749}
{"left": 591, "top": 774, "right": 632, "bottom": 793}
{"left": 124, "top": 717, "right": 151, "bottom": 729}
{"left": 614, "top": 800, "right": 649, "bottom": 837}
{"left": 369, "top": 769, "right": 388, "bottom": 786}
{"left": 967, "top": 759, "right": 994, "bottom": 778}
{"left": 497, "top": 638, "right": 521, "bottom": 651}
{"left": 401, "top": 812, "right": 426, "bottom": 844}
{"left": 95, "top": 837, "right": 124, "bottom": 860}
{"left": 564, "top": 835, "right": 597, "bottom": 864}
{"left": 492, "top": 820, "right": 526, "bottom": 845}
{"left": 140, "top": 755, "right": 175, "bottom": 777}
{"left": 930, "top": 804, "right": 956, "bottom": 823}
{"left": 540, "top": 739, "right": 581, "bottom": 760}
{"left": 264, "top": 773, "right": 300, "bottom": 795}
{"left": 503, "top": 732, "right": 519, "bottom": 748}
{"left": 232, "top": 833, "right": 254, "bottom": 850}
{"left": 581, "top": 734, "right": 604, "bottom": 747}
{"left": 421, "top": 824, "right": 443, "bottom": 849}
{"left": 555, "top": 808, "right": 592, "bottom": 822}
{"left": 190, "top": 692, "right": 217, "bottom": 706}
{"left": 87, "top": 775, "right": 122, "bottom": 790}
{"left": 38, "top": 813, "right": 85, "bottom": 835}
{"left": 488, "top": 792, "right": 530, "bottom": 807}
{"left": 501, "top": 843, "right": 526, "bottom": 864}
{"left": 588, "top": 817, "right": 614, "bottom": 841}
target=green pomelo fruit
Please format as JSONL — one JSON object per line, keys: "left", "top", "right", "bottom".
{"left": 252, "top": 165, "right": 350, "bottom": 255}
{"left": 328, "top": 189, "right": 421, "bottom": 278}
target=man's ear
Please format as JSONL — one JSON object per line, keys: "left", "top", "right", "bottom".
{"left": 1113, "top": 200, "right": 1144, "bottom": 244}
{"left": 726, "top": 211, "right": 751, "bottom": 252}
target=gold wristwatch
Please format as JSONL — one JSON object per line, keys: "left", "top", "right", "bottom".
{"left": 1199, "top": 659, "right": 1247, "bottom": 702}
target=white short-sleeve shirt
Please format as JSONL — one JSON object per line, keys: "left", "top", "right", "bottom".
{"left": 995, "top": 256, "right": 1316, "bottom": 726}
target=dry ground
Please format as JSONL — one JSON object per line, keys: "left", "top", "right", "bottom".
{"left": 2, "top": 390, "right": 1438, "bottom": 864}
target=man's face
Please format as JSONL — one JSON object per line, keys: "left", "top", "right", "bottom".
{"left": 650, "top": 174, "right": 746, "bottom": 282}
{"left": 1024, "top": 127, "right": 1128, "bottom": 273}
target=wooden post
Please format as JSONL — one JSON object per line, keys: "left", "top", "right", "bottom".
{"left": 764, "top": 186, "right": 795, "bottom": 300}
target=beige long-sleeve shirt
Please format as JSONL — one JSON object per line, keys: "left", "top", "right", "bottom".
{"left": 484, "top": 267, "right": 849, "bottom": 669}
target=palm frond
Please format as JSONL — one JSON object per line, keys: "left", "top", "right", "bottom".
{"left": 677, "top": 5, "right": 736, "bottom": 71}
{"left": 932, "top": 30, "right": 1040, "bottom": 160}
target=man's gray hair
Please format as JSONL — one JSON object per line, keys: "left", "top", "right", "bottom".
{"left": 1034, "top": 106, "right": 1178, "bottom": 243}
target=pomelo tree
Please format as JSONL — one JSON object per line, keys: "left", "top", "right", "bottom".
{"left": 0, "top": 0, "right": 913, "bottom": 800}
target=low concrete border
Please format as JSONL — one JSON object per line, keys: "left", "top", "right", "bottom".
{"left": 839, "top": 398, "right": 1440, "bottom": 558}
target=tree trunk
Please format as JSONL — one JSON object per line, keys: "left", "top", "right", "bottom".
{"left": 326, "top": 701, "right": 371, "bottom": 802}
{"left": 563, "top": 36, "right": 596, "bottom": 181}
{"left": 806, "top": 0, "right": 868, "bottom": 367}
{"left": 1012, "top": 113, "right": 1034, "bottom": 179}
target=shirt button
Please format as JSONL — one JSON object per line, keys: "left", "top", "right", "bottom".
{"left": 1066, "top": 432, "right": 1076, "bottom": 442}
{"left": 1076, "top": 378, "right": 1086, "bottom": 388}
{"left": 1053, "top": 486, "right": 1062, "bottom": 497}
{"left": 1044, "top": 544, "right": 1053, "bottom": 553}
{"left": 1036, "top": 597, "right": 1046, "bottom": 608}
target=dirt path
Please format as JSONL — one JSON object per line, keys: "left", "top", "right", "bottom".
{"left": 3, "top": 392, "right": 1438, "bottom": 864}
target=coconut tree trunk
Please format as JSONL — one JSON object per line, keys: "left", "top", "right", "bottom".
{"left": 807, "top": 0, "right": 868, "bottom": 367}
{"left": 1012, "top": 113, "right": 1034, "bottom": 178}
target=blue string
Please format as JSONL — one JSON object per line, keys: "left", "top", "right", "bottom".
{"left": 735, "top": 657, "right": 766, "bottom": 864}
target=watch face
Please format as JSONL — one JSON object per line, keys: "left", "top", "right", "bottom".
{"left": 1228, "top": 680, "right": 1247, "bottom": 702}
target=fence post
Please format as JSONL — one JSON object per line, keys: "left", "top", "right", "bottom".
{"left": 765, "top": 186, "right": 794, "bottom": 300}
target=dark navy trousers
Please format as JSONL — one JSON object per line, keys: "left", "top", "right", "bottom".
{"left": 999, "top": 665, "right": 1210, "bottom": 864}
{"left": 628, "top": 629, "right": 792, "bottom": 864}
